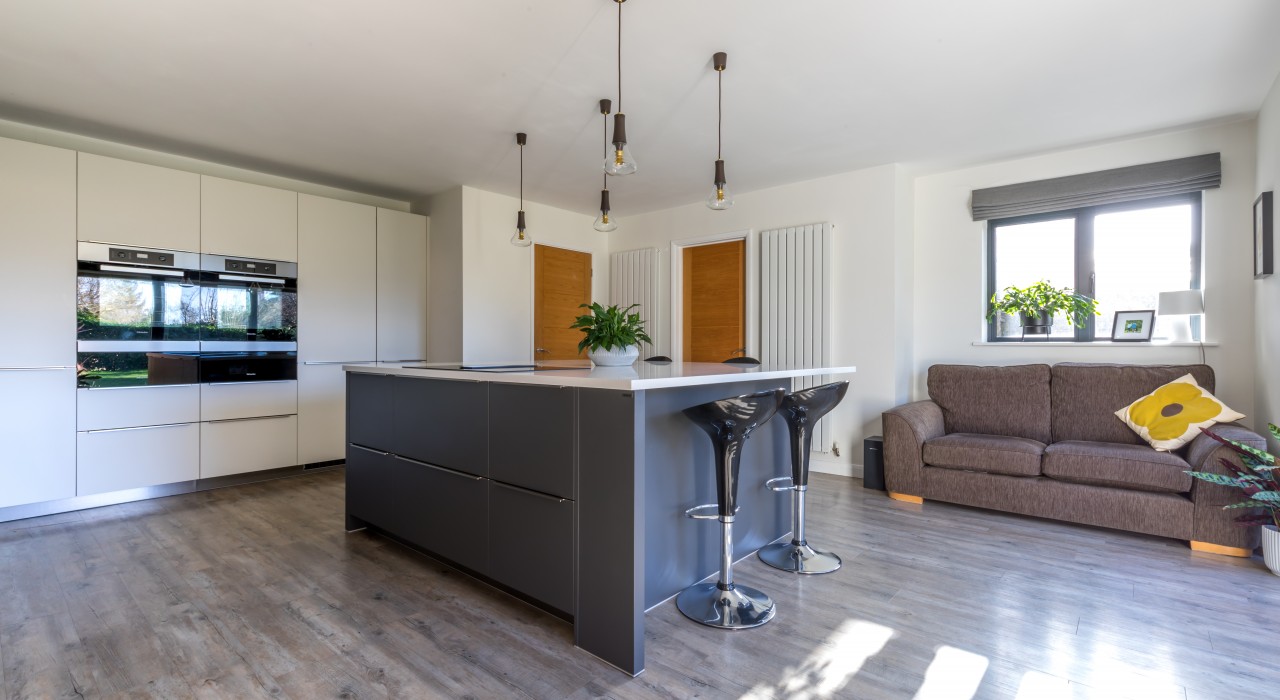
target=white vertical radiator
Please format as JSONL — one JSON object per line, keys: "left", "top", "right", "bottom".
{"left": 760, "top": 223, "right": 833, "bottom": 453}
{"left": 610, "top": 248, "right": 664, "bottom": 357}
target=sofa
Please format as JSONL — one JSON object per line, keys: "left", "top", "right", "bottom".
{"left": 882, "top": 363, "right": 1264, "bottom": 555}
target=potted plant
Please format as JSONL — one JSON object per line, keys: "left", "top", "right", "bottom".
{"left": 987, "top": 280, "right": 1099, "bottom": 337}
{"left": 571, "top": 302, "right": 653, "bottom": 367}
{"left": 1187, "top": 424, "right": 1280, "bottom": 576}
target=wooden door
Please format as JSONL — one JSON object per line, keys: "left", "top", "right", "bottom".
{"left": 683, "top": 240, "right": 745, "bottom": 362}
{"left": 534, "top": 245, "right": 592, "bottom": 360}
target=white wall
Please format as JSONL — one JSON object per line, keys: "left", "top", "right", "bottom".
{"left": 609, "top": 164, "right": 913, "bottom": 475}
{"left": 1254, "top": 73, "right": 1280, "bottom": 447}
{"left": 423, "top": 185, "right": 607, "bottom": 363}
{"left": 913, "top": 120, "right": 1259, "bottom": 421}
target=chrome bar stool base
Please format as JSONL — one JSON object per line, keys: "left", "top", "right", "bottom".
{"left": 757, "top": 541, "right": 842, "bottom": 574}
{"left": 676, "top": 582, "right": 776, "bottom": 629}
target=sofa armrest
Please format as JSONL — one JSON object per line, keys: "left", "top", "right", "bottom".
{"left": 1187, "top": 423, "right": 1267, "bottom": 551}
{"left": 882, "top": 400, "right": 945, "bottom": 497}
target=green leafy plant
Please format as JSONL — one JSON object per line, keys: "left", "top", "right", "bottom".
{"left": 1186, "top": 424, "right": 1280, "bottom": 529}
{"left": 986, "top": 280, "right": 1099, "bottom": 327}
{"left": 571, "top": 302, "right": 653, "bottom": 353}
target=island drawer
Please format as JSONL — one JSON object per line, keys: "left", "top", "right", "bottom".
{"left": 488, "top": 480, "right": 574, "bottom": 615}
{"left": 393, "top": 377, "right": 488, "bottom": 477}
{"left": 347, "top": 372, "right": 397, "bottom": 450}
{"left": 489, "top": 383, "right": 574, "bottom": 499}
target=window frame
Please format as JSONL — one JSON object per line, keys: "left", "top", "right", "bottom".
{"left": 985, "top": 192, "right": 1202, "bottom": 342}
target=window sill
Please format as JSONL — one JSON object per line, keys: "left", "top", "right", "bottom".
{"left": 972, "top": 341, "right": 1219, "bottom": 347}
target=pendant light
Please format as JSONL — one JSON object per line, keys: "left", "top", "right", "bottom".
{"left": 603, "top": 0, "right": 637, "bottom": 176}
{"left": 707, "top": 51, "right": 733, "bottom": 210}
{"left": 593, "top": 99, "right": 619, "bottom": 232}
{"left": 510, "top": 132, "right": 532, "bottom": 247}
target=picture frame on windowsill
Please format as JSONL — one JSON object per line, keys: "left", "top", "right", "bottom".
{"left": 1255, "top": 191, "right": 1273, "bottom": 279}
{"left": 1111, "top": 310, "right": 1155, "bottom": 342}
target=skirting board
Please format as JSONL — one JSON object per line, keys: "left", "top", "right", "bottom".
{"left": 810, "top": 456, "right": 860, "bottom": 479}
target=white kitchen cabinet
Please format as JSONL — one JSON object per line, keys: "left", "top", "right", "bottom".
{"left": 77, "top": 422, "right": 199, "bottom": 496}
{"left": 78, "top": 385, "right": 200, "bottom": 431}
{"left": 0, "top": 369, "right": 76, "bottom": 508}
{"left": 298, "top": 362, "right": 371, "bottom": 465}
{"left": 298, "top": 195, "right": 376, "bottom": 362}
{"left": 77, "top": 152, "right": 200, "bottom": 251}
{"left": 200, "top": 380, "right": 297, "bottom": 422}
{"left": 201, "top": 176, "right": 298, "bottom": 261}
{"left": 376, "top": 208, "right": 428, "bottom": 362}
{"left": 0, "top": 137, "right": 76, "bottom": 368}
{"left": 200, "top": 415, "right": 298, "bottom": 478}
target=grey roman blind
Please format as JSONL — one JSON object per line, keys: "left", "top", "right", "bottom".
{"left": 970, "top": 153, "right": 1221, "bottom": 221}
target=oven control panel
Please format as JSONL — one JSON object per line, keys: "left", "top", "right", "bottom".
{"left": 108, "top": 247, "right": 175, "bottom": 266}
{"left": 224, "top": 259, "right": 277, "bottom": 275}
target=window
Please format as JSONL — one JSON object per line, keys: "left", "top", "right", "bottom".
{"left": 986, "top": 192, "right": 1201, "bottom": 342}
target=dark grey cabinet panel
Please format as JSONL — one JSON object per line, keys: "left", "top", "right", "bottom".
{"left": 488, "top": 481, "right": 574, "bottom": 614}
{"left": 394, "top": 378, "right": 488, "bottom": 477}
{"left": 394, "top": 455, "right": 489, "bottom": 575}
{"left": 347, "top": 373, "right": 396, "bottom": 450}
{"left": 346, "top": 443, "right": 420, "bottom": 537}
{"left": 489, "top": 383, "right": 574, "bottom": 498}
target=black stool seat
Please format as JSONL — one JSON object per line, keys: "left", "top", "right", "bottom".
{"left": 677, "top": 388, "right": 783, "bottom": 629}
{"left": 759, "top": 380, "right": 849, "bottom": 574}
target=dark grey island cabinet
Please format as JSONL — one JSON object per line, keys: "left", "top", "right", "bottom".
{"left": 343, "top": 361, "right": 855, "bottom": 675}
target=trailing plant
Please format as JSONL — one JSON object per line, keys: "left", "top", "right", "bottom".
{"left": 986, "top": 280, "right": 1099, "bottom": 327}
{"left": 1186, "top": 424, "right": 1280, "bottom": 529}
{"left": 571, "top": 302, "right": 653, "bottom": 353}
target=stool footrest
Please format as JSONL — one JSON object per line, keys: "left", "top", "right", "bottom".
{"left": 765, "top": 476, "right": 795, "bottom": 492}
{"left": 684, "top": 503, "right": 739, "bottom": 520}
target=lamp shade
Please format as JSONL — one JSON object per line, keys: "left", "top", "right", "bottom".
{"left": 1158, "top": 289, "right": 1203, "bottom": 315}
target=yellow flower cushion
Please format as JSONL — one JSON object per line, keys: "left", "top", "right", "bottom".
{"left": 1114, "top": 374, "right": 1244, "bottom": 451}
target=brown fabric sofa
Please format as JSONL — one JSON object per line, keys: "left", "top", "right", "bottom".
{"left": 882, "top": 363, "right": 1264, "bottom": 555}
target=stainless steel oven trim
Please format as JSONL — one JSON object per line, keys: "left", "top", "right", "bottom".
{"left": 199, "top": 341, "right": 298, "bottom": 352}
{"left": 97, "top": 264, "right": 188, "bottom": 278}
{"left": 81, "top": 383, "right": 199, "bottom": 391}
{"left": 78, "top": 241, "right": 201, "bottom": 270}
{"left": 202, "top": 379, "right": 295, "bottom": 386}
{"left": 77, "top": 341, "right": 202, "bottom": 353}
{"left": 216, "top": 273, "right": 287, "bottom": 285}
{"left": 199, "top": 253, "right": 298, "bottom": 279}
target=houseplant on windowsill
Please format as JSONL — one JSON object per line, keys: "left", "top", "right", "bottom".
{"left": 1187, "top": 424, "right": 1280, "bottom": 576}
{"left": 987, "top": 280, "right": 1099, "bottom": 338}
{"left": 571, "top": 302, "right": 653, "bottom": 367}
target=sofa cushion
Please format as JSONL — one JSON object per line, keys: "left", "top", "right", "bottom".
{"left": 923, "top": 433, "right": 1046, "bottom": 477}
{"left": 927, "top": 364, "right": 1051, "bottom": 443}
{"left": 1115, "top": 374, "right": 1246, "bottom": 452}
{"left": 1042, "top": 440, "right": 1193, "bottom": 493}
{"left": 1050, "top": 363, "right": 1215, "bottom": 445}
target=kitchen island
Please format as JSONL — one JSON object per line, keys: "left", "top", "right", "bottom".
{"left": 343, "top": 360, "right": 856, "bottom": 676}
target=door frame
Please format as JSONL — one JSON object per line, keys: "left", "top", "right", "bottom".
{"left": 530, "top": 242, "right": 595, "bottom": 360}
{"left": 670, "top": 229, "right": 758, "bottom": 364}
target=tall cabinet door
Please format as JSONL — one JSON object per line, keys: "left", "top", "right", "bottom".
{"left": 77, "top": 153, "right": 200, "bottom": 251}
{"left": 298, "top": 195, "right": 376, "bottom": 362}
{"left": 376, "top": 208, "right": 428, "bottom": 362}
{"left": 200, "top": 176, "right": 298, "bottom": 261}
{"left": 0, "top": 137, "right": 76, "bottom": 368}
{"left": 0, "top": 369, "right": 76, "bottom": 508}
{"left": 298, "top": 362, "right": 373, "bottom": 465}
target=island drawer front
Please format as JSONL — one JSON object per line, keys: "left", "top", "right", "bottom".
{"left": 488, "top": 481, "right": 574, "bottom": 615}
{"left": 347, "top": 372, "right": 396, "bottom": 450}
{"left": 488, "top": 384, "right": 574, "bottom": 499}
{"left": 346, "top": 445, "right": 489, "bottom": 575}
{"left": 393, "top": 378, "right": 488, "bottom": 477}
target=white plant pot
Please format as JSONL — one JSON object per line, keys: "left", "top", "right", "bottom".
{"left": 1264, "top": 524, "right": 1280, "bottom": 577}
{"left": 588, "top": 345, "right": 639, "bottom": 367}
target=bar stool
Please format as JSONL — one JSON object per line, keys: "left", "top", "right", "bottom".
{"left": 677, "top": 388, "right": 785, "bottom": 629}
{"left": 758, "top": 380, "right": 849, "bottom": 574}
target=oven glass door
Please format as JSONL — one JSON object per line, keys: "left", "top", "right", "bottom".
{"left": 199, "top": 274, "right": 298, "bottom": 343}
{"left": 76, "top": 351, "right": 200, "bottom": 389}
{"left": 77, "top": 265, "right": 202, "bottom": 341}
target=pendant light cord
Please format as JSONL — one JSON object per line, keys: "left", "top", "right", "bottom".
{"left": 717, "top": 68, "right": 722, "bottom": 160}
{"left": 519, "top": 142, "right": 524, "bottom": 209}
{"left": 602, "top": 110, "right": 608, "bottom": 190}
{"left": 617, "top": 1, "right": 623, "bottom": 113}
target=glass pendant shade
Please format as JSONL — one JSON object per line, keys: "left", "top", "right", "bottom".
{"left": 593, "top": 189, "right": 618, "bottom": 232}
{"left": 603, "top": 113, "right": 637, "bottom": 176}
{"left": 511, "top": 209, "right": 532, "bottom": 247}
{"left": 707, "top": 184, "right": 734, "bottom": 210}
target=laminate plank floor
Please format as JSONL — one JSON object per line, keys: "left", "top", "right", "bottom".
{"left": 0, "top": 469, "right": 1276, "bottom": 699}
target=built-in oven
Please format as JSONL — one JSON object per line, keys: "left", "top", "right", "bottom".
{"left": 198, "top": 254, "right": 298, "bottom": 351}
{"left": 198, "top": 351, "right": 297, "bottom": 383}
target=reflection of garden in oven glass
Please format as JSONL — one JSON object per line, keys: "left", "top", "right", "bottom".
{"left": 76, "top": 277, "right": 203, "bottom": 340}
{"left": 76, "top": 352, "right": 199, "bottom": 389}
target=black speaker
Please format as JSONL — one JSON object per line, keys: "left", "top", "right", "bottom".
{"left": 863, "top": 435, "right": 885, "bottom": 490}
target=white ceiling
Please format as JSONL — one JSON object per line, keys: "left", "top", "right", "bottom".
{"left": 2, "top": 1, "right": 1278, "bottom": 216}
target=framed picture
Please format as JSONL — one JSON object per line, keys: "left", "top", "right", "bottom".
{"left": 1111, "top": 310, "right": 1155, "bottom": 342}
{"left": 1256, "top": 191, "right": 1273, "bottom": 279}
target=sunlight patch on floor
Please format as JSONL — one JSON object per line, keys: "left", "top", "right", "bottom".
{"left": 739, "top": 619, "right": 895, "bottom": 700}
{"left": 912, "top": 645, "right": 989, "bottom": 700}
{"left": 1013, "top": 670, "right": 1071, "bottom": 700}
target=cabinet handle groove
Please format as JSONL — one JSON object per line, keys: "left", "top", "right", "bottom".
{"left": 491, "top": 480, "right": 569, "bottom": 503}
{"left": 206, "top": 414, "right": 295, "bottom": 424}
{"left": 85, "top": 422, "right": 193, "bottom": 434}
{"left": 392, "top": 454, "right": 485, "bottom": 480}
{"left": 348, "top": 444, "right": 391, "bottom": 456}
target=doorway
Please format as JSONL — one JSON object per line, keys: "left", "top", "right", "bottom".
{"left": 533, "top": 244, "right": 592, "bottom": 360}
{"left": 681, "top": 239, "right": 746, "bottom": 362}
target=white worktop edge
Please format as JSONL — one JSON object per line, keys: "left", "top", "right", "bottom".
{"left": 343, "top": 362, "right": 857, "bottom": 390}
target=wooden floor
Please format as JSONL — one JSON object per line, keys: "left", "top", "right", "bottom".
{"left": 1, "top": 470, "right": 1277, "bottom": 699}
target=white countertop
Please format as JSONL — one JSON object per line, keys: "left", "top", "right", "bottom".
{"left": 344, "top": 361, "right": 856, "bottom": 391}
